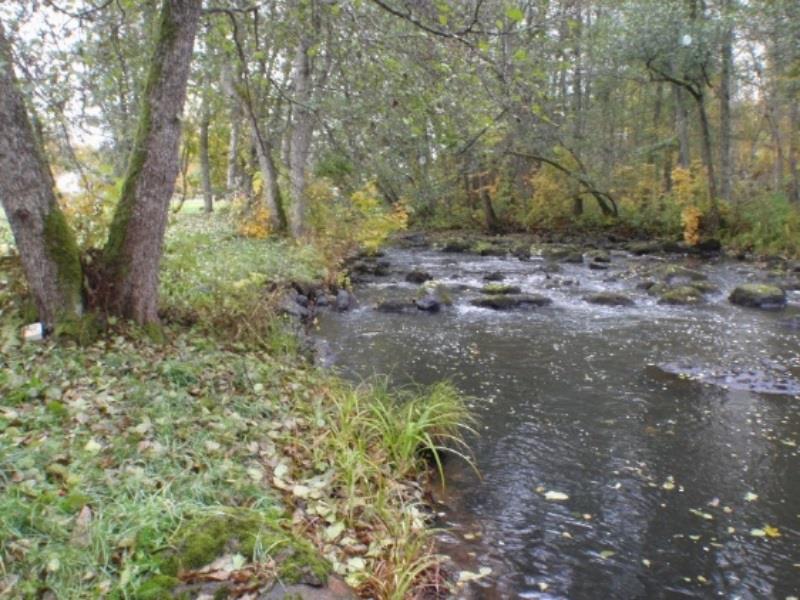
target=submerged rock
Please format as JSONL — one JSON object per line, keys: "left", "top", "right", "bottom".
{"left": 584, "top": 292, "right": 634, "bottom": 307}
{"left": 471, "top": 294, "right": 552, "bottom": 310}
{"left": 415, "top": 295, "right": 442, "bottom": 312}
{"left": 588, "top": 262, "right": 609, "bottom": 271}
{"left": 483, "top": 271, "right": 505, "bottom": 281}
{"left": 375, "top": 299, "right": 414, "bottom": 313}
{"left": 405, "top": 270, "right": 432, "bottom": 284}
{"left": 335, "top": 290, "right": 355, "bottom": 312}
{"left": 729, "top": 284, "right": 786, "bottom": 309}
{"left": 586, "top": 249, "right": 610, "bottom": 263}
{"left": 650, "top": 264, "right": 708, "bottom": 284}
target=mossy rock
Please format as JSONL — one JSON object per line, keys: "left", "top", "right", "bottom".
{"left": 583, "top": 292, "right": 634, "bottom": 307}
{"left": 626, "top": 240, "right": 665, "bottom": 255}
{"left": 687, "top": 281, "right": 719, "bottom": 294}
{"left": 729, "top": 284, "right": 786, "bottom": 309}
{"left": 658, "top": 286, "right": 706, "bottom": 306}
{"left": 471, "top": 294, "right": 552, "bottom": 310}
{"left": 651, "top": 264, "right": 707, "bottom": 284}
{"left": 439, "top": 237, "right": 472, "bottom": 253}
{"left": 472, "top": 241, "right": 507, "bottom": 256}
{"left": 481, "top": 284, "right": 521, "bottom": 295}
{"left": 157, "top": 509, "right": 329, "bottom": 585}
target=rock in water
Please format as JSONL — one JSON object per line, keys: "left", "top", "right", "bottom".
{"left": 583, "top": 292, "right": 634, "bottom": 307}
{"left": 483, "top": 271, "right": 505, "bottom": 281}
{"left": 405, "top": 270, "right": 432, "bottom": 284}
{"left": 415, "top": 295, "right": 441, "bottom": 312}
{"left": 335, "top": 290, "right": 355, "bottom": 312}
{"left": 729, "top": 284, "right": 786, "bottom": 309}
{"left": 375, "top": 300, "right": 413, "bottom": 313}
{"left": 658, "top": 286, "right": 706, "bottom": 306}
{"left": 471, "top": 294, "right": 552, "bottom": 310}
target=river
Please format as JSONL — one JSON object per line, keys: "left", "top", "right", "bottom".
{"left": 315, "top": 241, "right": 800, "bottom": 599}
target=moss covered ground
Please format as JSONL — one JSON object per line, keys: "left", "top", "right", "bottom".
{"left": 0, "top": 207, "right": 471, "bottom": 599}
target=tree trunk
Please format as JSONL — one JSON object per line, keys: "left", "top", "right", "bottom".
{"left": 481, "top": 189, "right": 500, "bottom": 233}
{"left": 719, "top": 0, "right": 734, "bottom": 203}
{"left": 288, "top": 35, "right": 314, "bottom": 239}
{"left": 221, "top": 63, "right": 242, "bottom": 196}
{"left": 0, "top": 23, "right": 83, "bottom": 329}
{"left": 674, "top": 85, "right": 691, "bottom": 168}
{"left": 693, "top": 90, "right": 719, "bottom": 229}
{"left": 789, "top": 93, "right": 799, "bottom": 203}
{"left": 102, "top": 0, "right": 201, "bottom": 325}
{"left": 226, "top": 113, "right": 240, "bottom": 195}
{"left": 199, "top": 95, "right": 213, "bottom": 213}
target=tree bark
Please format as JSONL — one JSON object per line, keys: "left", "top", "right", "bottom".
{"left": 692, "top": 90, "right": 720, "bottom": 230}
{"left": 226, "top": 111, "right": 241, "bottom": 195}
{"left": 674, "top": 85, "right": 691, "bottom": 168}
{"left": 789, "top": 91, "right": 799, "bottom": 203}
{"left": 288, "top": 34, "right": 314, "bottom": 239}
{"left": 719, "top": 0, "right": 734, "bottom": 203}
{"left": 102, "top": 0, "right": 201, "bottom": 325}
{"left": 199, "top": 93, "right": 213, "bottom": 213}
{"left": 0, "top": 23, "right": 83, "bottom": 329}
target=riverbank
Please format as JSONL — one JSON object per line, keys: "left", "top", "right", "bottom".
{"left": 0, "top": 214, "right": 472, "bottom": 599}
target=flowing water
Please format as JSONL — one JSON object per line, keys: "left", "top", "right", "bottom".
{"left": 315, "top": 244, "right": 800, "bottom": 599}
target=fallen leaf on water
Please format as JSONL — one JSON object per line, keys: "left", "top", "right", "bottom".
{"left": 744, "top": 492, "right": 758, "bottom": 502}
{"left": 642, "top": 559, "right": 651, "bottom": 567}
{"left": 457, "top": 567, "right": 492, "bottom": 584}
{"left": 537, "top": 582, "right": 549, "bottom": 591}
{"left": 689, "top": 508, "right": 713, "bottom": 520}
{"left": 763, "top": 525, "right": 781, "bottom": 538}
{"left": 599, "top": 550, "right": 616, "bottom": 560}
{"left": 544, "top": 490, "right": 569, "bottom": 501}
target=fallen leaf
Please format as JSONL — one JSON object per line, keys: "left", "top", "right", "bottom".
{"left": 544, "top": 490, "right": 569, "bottom": 501}
{"left": 84, "top": 439, "right": 101, "bottom": 454}
{"left": 744, "top": 492, "right": 758, "bottom": 502}
{"left": 457, "top": 567, "right": 492, "bottom": 584}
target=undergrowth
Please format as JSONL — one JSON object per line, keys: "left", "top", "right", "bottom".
{"left": 0, "top": 208, "right": 475, "bottom": 599}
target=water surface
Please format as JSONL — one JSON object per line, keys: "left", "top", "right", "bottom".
{"left": 316, "top": 247, "right": 800, "bottom": 599}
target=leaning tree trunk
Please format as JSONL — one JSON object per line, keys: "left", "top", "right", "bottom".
{"left": 102, "top": 0, "right": 201, "bottom": 324}
{"left": 0, "top": 22, "right": 83, "bottom": 329}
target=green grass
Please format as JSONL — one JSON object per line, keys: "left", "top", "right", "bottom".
{"left": 0, "top": 211, "right": 475, "bottom": 599}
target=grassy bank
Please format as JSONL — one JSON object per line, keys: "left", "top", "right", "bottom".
{"left": 0, "top": 207, "right": 473, "bottom": 599}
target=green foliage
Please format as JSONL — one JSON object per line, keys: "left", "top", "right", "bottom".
{"left": 0, "top": 326, "right": 474, "bottom": 598}
{"left": 307, "top": 178, "right": 408, "bottom": 268}
{"left": 724, "top": 194, "right": 800, "bottom": 257}
{"left": 160, "top": 212, "right": 327, "bottom": 348}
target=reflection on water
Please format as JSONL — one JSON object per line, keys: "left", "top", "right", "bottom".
{"left": 316, "top": 248, "right": 800, "bottom": 599}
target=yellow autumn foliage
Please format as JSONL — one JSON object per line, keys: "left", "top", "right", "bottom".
{"left": 308, "top": 178, "right": 408, "bottom": 266}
